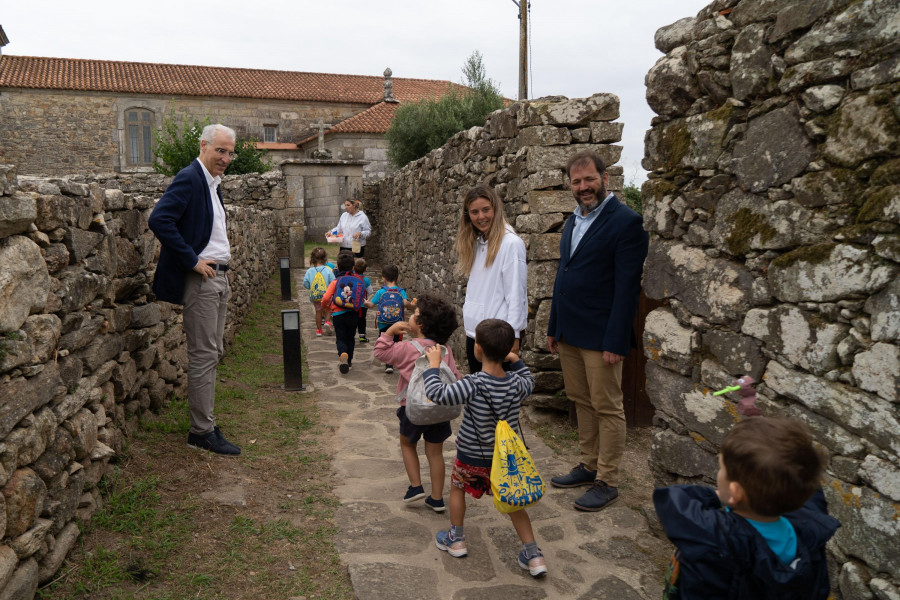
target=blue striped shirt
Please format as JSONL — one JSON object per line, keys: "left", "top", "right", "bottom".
{"left": 423, "top": 360, "right": 534, "bottom": 466}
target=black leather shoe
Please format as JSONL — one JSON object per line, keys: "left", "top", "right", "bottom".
{"left": 187, "top": 427, "right": 241, "bottom": 456}
{"left": 574, "top": 481, "right": 618, "bottom": 512}
{"left": 550, "top": 463, "right": 598, "bottom": 488}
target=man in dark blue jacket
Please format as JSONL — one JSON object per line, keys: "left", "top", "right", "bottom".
{"left": 148, "top": 124, "right": 240, "bottom": 456}
{"left": 547, "top": 150, "right": 648, "bottom": 510}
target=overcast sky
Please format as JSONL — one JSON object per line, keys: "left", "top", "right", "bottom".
{"left": 2, "top": 0, "right": 711, "bottom": 182}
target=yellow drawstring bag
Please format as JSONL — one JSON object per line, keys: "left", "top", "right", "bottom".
{"left": 491, "top": 420, "right": 545, "bottom": 514}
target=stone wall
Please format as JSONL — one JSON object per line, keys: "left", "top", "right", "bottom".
{"left": 282, "top": 160, "right": 365, "bottom": 244}
{"left": 368, "top": 94, "right": 626, "bottom": 406}
{"left": 642, "top": 1, "right": 900, "bottom": 597}
{"left": 0, "top": 164, "right": 283, "bottom": 596}
{"left": 299, "top": 133, "right": 391, "bottom": 183}
{"left": 0, "top": 88, "right": 367, "bottom": 175}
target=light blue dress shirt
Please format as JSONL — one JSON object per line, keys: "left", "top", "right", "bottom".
{"left": 570, "top": 193, "right": 614, "bottom": 257}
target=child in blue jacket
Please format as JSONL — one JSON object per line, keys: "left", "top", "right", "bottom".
{"left": 653, "top": 417, "right": 840, "bottom": 600}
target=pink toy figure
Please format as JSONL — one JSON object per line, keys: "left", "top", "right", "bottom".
{"left": 713, "top": 376, "right": 761, "bottom": 417}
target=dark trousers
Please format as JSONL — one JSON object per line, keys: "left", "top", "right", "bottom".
{"left": 357, "top": 307, "right": 368, "bottom": 336}
{"left": 465, "top": 336, "right": 482, "bottom": 374}
{"left": 333, "top": 311, "right": 359, "bottom": 364}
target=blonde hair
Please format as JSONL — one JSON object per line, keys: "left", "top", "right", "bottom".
{"left": 454, "top": 184, "right": 508, "bottom": 276}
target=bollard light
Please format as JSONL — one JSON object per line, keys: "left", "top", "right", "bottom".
{"left": 279, "top": 256, "right": 291, "bottom": 301}
{"left": 281, "top": 309, "right": 305, "bottom": 391}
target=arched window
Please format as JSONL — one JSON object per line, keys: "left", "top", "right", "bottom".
{"left": 125, "top": 108, "right": 154, "bottom": 166}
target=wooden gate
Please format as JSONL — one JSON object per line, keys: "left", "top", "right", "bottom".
{"left": 567, "top": 290, "right": 666, "bottom": 428}
{"left": 622, "top": 291, "right": 666, "bottom": 427}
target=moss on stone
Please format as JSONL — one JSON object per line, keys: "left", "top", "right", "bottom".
{"left": 857, "top": 186, "right": 898, "bottom": 223}
{"left": 871, "top": 159, "right": 900, "bottom": 186}
{"left": 706, "top": 103, "right": 734, "bottom": 124}
{"left": 661, "top": 121, "right": 691, "bottom": 171}
{"left": 834, "top": 222, "right": 880, "bottom": 242}
{"left": 643, "top": 178, "right": 678, "bottom": 202}
{"left": 770, "top": 243, "right": 838, "bottom": 270}
{"left": 725, "top": 207, "right": 778, "bottom": 256}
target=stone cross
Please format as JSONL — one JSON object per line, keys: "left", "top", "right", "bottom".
{"left": 309, "top": 119, "right": 333, "bottom": 160}
{"left": 312, "top": 119, "right": 330, "bottom": 153}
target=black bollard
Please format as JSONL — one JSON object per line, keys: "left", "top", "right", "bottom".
{"left": 281, "top": 309, "right": 305, "bottom": 391}
{"left": 279, "top": 257, "right": 291, "bottom": 301}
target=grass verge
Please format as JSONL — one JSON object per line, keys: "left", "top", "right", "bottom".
{"left": 40, "top": 272, "right": 352, "bottom": 600}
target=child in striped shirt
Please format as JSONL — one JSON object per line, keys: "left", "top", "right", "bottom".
{"left": 422, "top": 318, "right": 547, "bottom": 578}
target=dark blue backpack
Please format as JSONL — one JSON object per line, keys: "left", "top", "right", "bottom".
{"left": 332, "top": 272, "right": 365, "bottom": 310}
{"left": 377, "top": 287, "right": 405, "bottom": 324}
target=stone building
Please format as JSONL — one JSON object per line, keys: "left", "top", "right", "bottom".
{"left": 0, "top": 53, "right": 454, "bottom": 180}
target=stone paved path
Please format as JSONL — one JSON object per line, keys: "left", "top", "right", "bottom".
{"left": 295, "top": 268, "right": 668, "bottom": 600}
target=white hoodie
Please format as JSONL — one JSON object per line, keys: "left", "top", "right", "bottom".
{"left": 462, "top": 224, "right": 528, "bottom": 339}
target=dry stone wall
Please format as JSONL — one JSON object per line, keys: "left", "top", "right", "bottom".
{"left": 368, "top": 94, "right": 626, "bottom": 408}
{"left": 642, "top": 1, "right": 900, "bottom": 597}
{"left": 0, "top": 164, "right": 282, "bottom": 596}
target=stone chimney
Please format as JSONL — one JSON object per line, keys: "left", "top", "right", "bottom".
{"left": 383, "top": 68, "right": 399, "bottom": 103}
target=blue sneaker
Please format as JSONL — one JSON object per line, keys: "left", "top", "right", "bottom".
{"left": 403, "top": 485, "right": 426, "bottom": 503}
{"left": 425, "top": 496, "right": 446, "bottom": 512}
{"left": 518, "top": 548, "right": 548, "bottom": 577}
{"left": 435, "top": 529, "right": 467, "bottom": 557}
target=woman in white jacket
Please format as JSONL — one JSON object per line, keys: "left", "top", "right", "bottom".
{"left": 454, "top": 183, "right": 528, "bottom": 372}
{"left": 332, "top": 199, "right": 371, "bottom": 257}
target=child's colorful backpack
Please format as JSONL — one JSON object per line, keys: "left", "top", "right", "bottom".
{"left": 332, "top": 272, "right": 365, "bottom": 310}
{"left": 377, "top": 287, "right": 405, "bottom": 324}
{"left": 490, "top": 420, "right": 545, "bottom": 513}
{"left": 309, "top": 267, "right": 328, "bottom": 302}
{"left": 402, "top": 341, "right": 461, "bottom": 426}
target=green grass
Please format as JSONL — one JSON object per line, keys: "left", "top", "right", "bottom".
{"left": 40, "top": 272, "right": 353, "bottom": 600}
{"left": 302, "top": 241, "right": 341, "bottom": 266}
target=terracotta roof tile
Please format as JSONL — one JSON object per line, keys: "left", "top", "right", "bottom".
{"left": 297, "top": 102, "right": 402, "bottom": 144}
{"left": 0, "top": 55, "right": 456, "bottom": 104}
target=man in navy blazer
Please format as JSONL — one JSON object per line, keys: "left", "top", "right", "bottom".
{"left": 547, "top": 150, "right": 649, "bottom": 511}
{"left": 148, "top": 123, "right": 241, "bottom": 456}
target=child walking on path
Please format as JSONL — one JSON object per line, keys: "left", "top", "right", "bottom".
{"left": 422, "top": 318, "right": 548, "bottom": 578}
{"left": 302, "top": 247, "right": 335, "bottom": 337}
{"left": 321, "top": 253, "right": 364, "bottom": 374}
{"left": 365, "top": 264, "right": 415, "bottom": 374}
{"left": 373, "top": 293, "right": 461, "bottom": 512}
{"left": 354, "top": 258, "right": 374, "bottom": 343}
{"left": 653, "top": 417, "right": 840, "bottom": 599}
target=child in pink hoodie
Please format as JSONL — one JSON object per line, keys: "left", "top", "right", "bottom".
{"left": 373, "top": 293, "right": 462, "bottom": 512}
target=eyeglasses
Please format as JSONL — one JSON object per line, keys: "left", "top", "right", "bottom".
{"left": 206, "top": 143, "right": 238, "bottom": 160}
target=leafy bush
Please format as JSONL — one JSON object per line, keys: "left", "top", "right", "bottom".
{"left": 227, "top": 137, "right": 273, "bottom": 175}
{"left": 153, "top": 111, "right": 272, "bottom": 176}
{"left": 623, "top": 184, "right": 642, "bottom": 215}
{"left": 386, "top": 51, "right": 505, "bottom": 168}
{"left": 153, "top": 111, "right": 208, "bottom": 176}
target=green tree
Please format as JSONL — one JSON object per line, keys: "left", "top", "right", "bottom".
{"left": 623, "top": 184, "right": 642, "bottom": 215}
{"left": 153, "top": 111, "right": 272, "bottom": 176}
{"left": 227, "top": 137, "right": 273, "bottom": 175}
{"left": 153, "top": 111, "right": 209, "bottom": 176}
{"left": 386, "top": 51, "right": 505, "bottom": 168}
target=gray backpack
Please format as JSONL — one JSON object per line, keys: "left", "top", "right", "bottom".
{"left": 401, "top": 341, "right": 461, "bottom": 426}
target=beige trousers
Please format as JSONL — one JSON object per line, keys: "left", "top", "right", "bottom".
{"left": 182, "top": 271, "right": 231, "bottom": 435}
{"left": 558, "top": 341, "right": 625, "bottom": 486}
